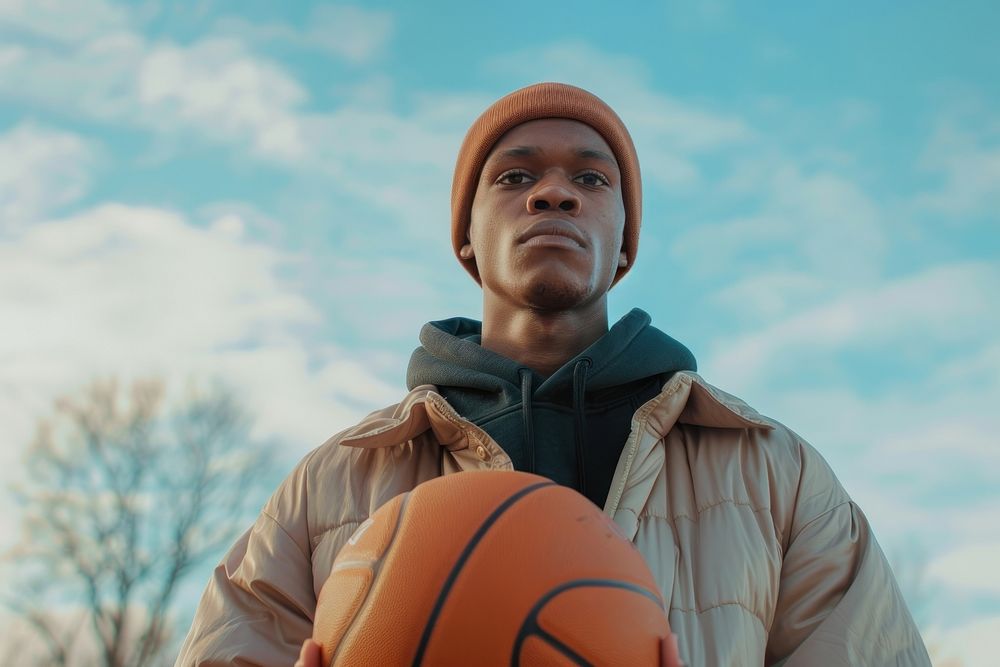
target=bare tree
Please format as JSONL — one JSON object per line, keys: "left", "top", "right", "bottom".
{"left": 3, "top": 377, "right": 276, "bottom": 667}
{"left": 890, "top": 545, "right": 965, "bottom": 666}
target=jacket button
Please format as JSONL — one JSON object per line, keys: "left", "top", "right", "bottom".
{"left": 475, "top": 444, "right": 490, "bottom": 461}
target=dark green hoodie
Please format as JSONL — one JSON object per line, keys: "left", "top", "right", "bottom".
{"left": 406, "top": 308, "right": 697, "bottom": 508}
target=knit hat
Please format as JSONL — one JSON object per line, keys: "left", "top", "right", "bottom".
{"left": 451, "top": 82, "right": 641, "bottom": 287}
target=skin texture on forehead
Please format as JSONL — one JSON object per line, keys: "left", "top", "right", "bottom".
{"left": 461, "top": 118, "right": 628, "bottom": 376}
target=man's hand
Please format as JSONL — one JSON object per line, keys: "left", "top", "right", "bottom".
{"left": 294, "top": 638, "right": 321, "bottom": 667}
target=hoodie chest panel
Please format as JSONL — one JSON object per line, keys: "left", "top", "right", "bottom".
{"left": 474, "top": 378, "right": 661, "bottom": 506}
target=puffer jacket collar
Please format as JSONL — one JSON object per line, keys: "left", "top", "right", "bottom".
{"left": 339, "top": 371, "right": 772, "bottom": 453}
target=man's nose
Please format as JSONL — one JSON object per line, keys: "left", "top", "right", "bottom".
{"left": 526, "top": 181, "right": 581, "bottom": 215}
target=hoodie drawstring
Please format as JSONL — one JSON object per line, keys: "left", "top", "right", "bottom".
{"left": 520, "top": 360, "right": 590, "bottom": 495}
{"left": 572, "top": 358, "right": 592, "bottom": 498}
{"left": 519, "top": 369, "right": 535, "bottom": 473}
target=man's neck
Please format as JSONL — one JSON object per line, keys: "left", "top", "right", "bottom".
{"left": 480, "top": 298, "right": 610, "bottom": 377}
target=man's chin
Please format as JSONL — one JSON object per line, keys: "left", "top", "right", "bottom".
{"left": 521, "top": 277, "right": 595, "bottom": 312}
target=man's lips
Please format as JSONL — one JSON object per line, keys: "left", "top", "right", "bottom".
{"left": 517, "top": 219, "right": 586, "bottom": 248}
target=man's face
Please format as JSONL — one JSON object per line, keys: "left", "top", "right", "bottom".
{"left": 464, "top": 118, "right": 627, "bottom": 312}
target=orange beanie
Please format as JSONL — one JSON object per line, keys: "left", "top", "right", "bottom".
{"left": 451, "top": 82, "right": 641, "bottom": 286}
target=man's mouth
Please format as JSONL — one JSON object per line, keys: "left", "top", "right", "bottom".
{"left": 517, "top": 219, "right": 586, "bottom": 248}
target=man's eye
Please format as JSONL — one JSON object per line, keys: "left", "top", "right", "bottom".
{"left": 497, "top": 170, "right": 532, "bottom": 185}
{"left": 577, "top": 171, "right": 609, "bottom": 187}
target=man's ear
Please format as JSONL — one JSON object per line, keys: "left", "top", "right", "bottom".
{"left": 459, "top": 242, "right": 475, "bottom": 259}
{"left": 618, "top": 250, "right": 628, "bottom": 268}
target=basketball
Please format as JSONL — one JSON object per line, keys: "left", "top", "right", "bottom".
{"left": 312, "top": 470, "right": 681, "bottom": 666}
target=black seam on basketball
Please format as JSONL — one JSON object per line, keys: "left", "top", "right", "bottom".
{"left": 329, "top": 491, "right": 412, "bottom": 666}
{"left": 510, "top": 579, "right": 664, "bottom": 667}
{"left": 411, "top": 480, "right": 555, "bottom": 667}
{"left": 520, "top": 627, "right": 592, "bottom": 667}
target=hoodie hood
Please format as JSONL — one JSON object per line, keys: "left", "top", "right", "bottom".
{"left": 407, "top": 308, "right": 696, "bottom": 401}
{"left": 406, "top": 308, "right": 697, "bottom": 507}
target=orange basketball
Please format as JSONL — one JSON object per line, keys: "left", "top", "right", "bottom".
{"left": 312, "top": 470, "right": 681, "bottom": 666}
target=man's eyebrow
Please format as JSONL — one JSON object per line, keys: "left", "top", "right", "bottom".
{"left": 491, "top": 146, "right": 619, "bottom": 167}
{"left": 495, "top": 146, "right": 541, "bottom": 159}
{"left": 574, "top": 148, "right": 618, "bottom": 167}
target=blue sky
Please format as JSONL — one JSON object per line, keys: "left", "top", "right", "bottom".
{"left": 1, "top": 1, "right": 998, "bottom": 663}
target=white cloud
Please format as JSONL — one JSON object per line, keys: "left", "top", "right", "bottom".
{"left": 215, "top": 5, "right": 393, "bottom": 65}
{"left": 754, "top": 40, "right": 793, "bottom": 64}
{"left": 307, "top": 4, "right": 393, "bottom": 63}
{"left": 837, "top": 98, "right": 879, "bottom": 128}
{"left": 752, "top": 381, "right": 1000, "bottom": 509}
{"left": 331, "top": 74, "right": 395, "bottom": 109}
{"left": 301, "top": 104, "right": 461, "bottom": 171}
{"left": 627, "top": 96, "right": 751, "bottom": 155}
{"left": 198, "top": 200, "right": 286, "bottom": 243}
{"left": 927, "top": 615, "right": 1000, "bottom": 667}
{"left": 0, "top": 42, "right": 21, "bottom": 67}
{"left": 0, "top": 121, "right": 97, "bottom": 231}
{"left": 672, "top": 163, "right": 885, "bottom": 287}
{"left": 136, "top": 37, "right": 308, "bottom": 159}
{"left": 928, "top": 543, "right": 1000, "bottom": 596}
{"left": 661, "top": 0, "right": 729, "bottom": 27}
{"left": 0, "top": 15, "right": 467, "bottom": 232}
{"left": 876, "top": 422, "right": 1000, "bottom": 484}
{"left": 0, "top": 203, "right": 400, "bottom": 497}
{"left": 281, "top": 91, "right": 489, "bottom": 238}
{"left": 0, "top": 26, "right": 309, "bottom": 160}
{"left": 710, "top": 269, "right": 826, "bottom": 320}
{"left": 0, "top": 0, "right": 405, "bottom": 170}
{"left": 913, "top": 117, "right": 1000, "bottom": 218}
{"left": 705, "top": 261, "right": 1000, "bottom": 388}
{"left": 314, "top": 252, "right": 482, "bottom": 345}
{"left": 932, "top": 341, "right": 1000, "bottom": 390}
{"left": 932, "top": 501, "right": 1000, "bottom": 552}
{"left": 0, "top": 31, "right": 148, "bottom": 119}
{"left": 0, "top": 0, "right": 130, "bottom": 44}
{"left": 643, "top": 152, "right": 702, "bottom": 188}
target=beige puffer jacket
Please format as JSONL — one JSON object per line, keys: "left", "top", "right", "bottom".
{"left": 176, "top": 371, "right": 929, "bottom": 666}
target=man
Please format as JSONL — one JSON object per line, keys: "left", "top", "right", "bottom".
{"left": 177, "top": 83, "right": 930, "bottom": 666}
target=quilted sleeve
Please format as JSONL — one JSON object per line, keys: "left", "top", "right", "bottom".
{"left": 766, "top": 438, "right": 931, "bottom": 666}
{"left": 174, "top": 459, "right": 316, "bottom": 667}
